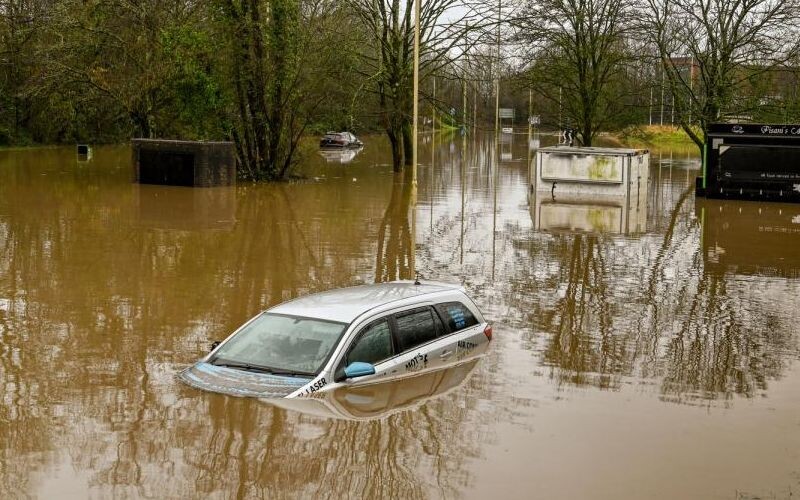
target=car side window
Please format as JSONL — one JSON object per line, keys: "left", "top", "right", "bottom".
{"left": 395, "top": 308, "right": 438, "bottom": 352}
{"left": 437, "top": 302, "right": 479, "bottom": 332}
{"left": 347, "top": 320, "right": 393, "bottom": 366}
{"left": 432, "top": 309, "right": 446, "bottom": 336}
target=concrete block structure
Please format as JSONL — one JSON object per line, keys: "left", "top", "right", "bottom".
{"left": 132, "top": 139, "right": 236, "bottom": 187}
{"left": 529, "top": 146, "right": 650, "bottom": 234}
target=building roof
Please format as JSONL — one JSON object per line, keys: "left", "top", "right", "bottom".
{"left": 268, "top": 280, "right": 462, "bottom": 324}
{"left": 539, "top": 146, "right": 649, "bottom": 155}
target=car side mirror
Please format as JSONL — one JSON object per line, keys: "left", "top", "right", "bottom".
{"left": 210, "top": 340, "right": 221, "bottom": 352}
{"left": 344, "top": 362, "right": 375, "bottom": 379}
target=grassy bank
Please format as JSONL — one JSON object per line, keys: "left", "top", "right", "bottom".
{"left": 612, "top": 125, "right": 699, "bottom": 148}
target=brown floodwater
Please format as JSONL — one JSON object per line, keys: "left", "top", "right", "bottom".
{"left": 1, "top": 133, "right": 799, "bottom": 499}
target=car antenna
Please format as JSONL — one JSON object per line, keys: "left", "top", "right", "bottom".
{"left": 414, "top": 271, "right": 422, "bottom": 286}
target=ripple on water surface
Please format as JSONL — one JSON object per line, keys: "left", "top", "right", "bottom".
{"left": 0, "top": 137, "right": 798, "bottom": 499}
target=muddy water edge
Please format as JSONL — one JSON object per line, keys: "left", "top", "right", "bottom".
{"left": 0, "top": 134, "right": 798, "bottom": 499}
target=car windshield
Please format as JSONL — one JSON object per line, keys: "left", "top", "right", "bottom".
{"left": 211, "top": 313, "right": 347, "bottom": 375}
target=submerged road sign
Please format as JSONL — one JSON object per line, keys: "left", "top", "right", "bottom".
{"left": 499, "top": 108, "right": 515, "bottom": 119}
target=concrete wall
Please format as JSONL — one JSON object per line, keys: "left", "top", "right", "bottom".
{"left": 132, "top": 139, "right": 236, "bottom": 187}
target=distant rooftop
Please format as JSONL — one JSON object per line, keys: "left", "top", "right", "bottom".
{"left": 268, "top": 280, "right": 462, "bottom": 324}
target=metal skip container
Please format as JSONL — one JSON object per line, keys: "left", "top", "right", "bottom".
{"left": 529, "top": 146, "right": 650, "bottom": 235}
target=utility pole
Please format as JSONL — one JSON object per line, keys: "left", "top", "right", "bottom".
{"left": 528, "top": 87, "right": 533, "bottom": 186}
{"left": 463, "top": 74, "right": 467, "bottom": 130}
{"left": 410, "top": 0, "right": 420, "bottom": 279}
{"left": 671, "top": 94, "right": 675, "bottom": 124}
{"left": 528, "top": 87, "right": 533, "bottom": 140}
{"left": 660, "top": 67, "right": 665, "bottom": 126}
{"left": 432, "top": 76, "right": 436, "bottom": 135}
{"left": 494, "top": 0, "right": 501, "bottom": 135}
{"left": 412, "top": 0, "right": 420, "bottom": 188}
{"left": 463, "top": 22, "right": 468, "bottom": 131}
{"left": 473, "top": 87, "right": 477, "bottom": 131}
{"left": 688, "top": 56, "right": 694, "bottom": 124}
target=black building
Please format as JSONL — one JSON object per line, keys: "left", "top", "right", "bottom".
{"left": 698, "top": 123, "right": 800, "bottom": 202}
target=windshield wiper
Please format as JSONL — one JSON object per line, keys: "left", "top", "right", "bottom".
{"left": 211, "top": 359, "right": 311, "bottom": 377}
{"left": 212, "top": 360, "right": 274, "bottom": 373}
{"left": 263, "top": 368, "right": 311, "bottom": 377}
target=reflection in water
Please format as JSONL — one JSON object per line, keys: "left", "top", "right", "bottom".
{"left": 375, "top": 170, "right": 415, "bottom": 282}
{"left": 136, "top": 185, "right": 237, "bottom": 230}
{"left": 522, "top": 180, "right": 798, "bottom": 401}
{"left": 697, "top": 199, "right": 800, "bottom": 278}
{"left": 499, "top": 132, "right": 513, "bottom": 162}
{"left": 318, "top": 147, "right": 363, "bottom": 164}
{"left": 541, "top": 233, "right": 620, "bottom": 389}
{"left": 0, "top": 144, "right": 497, "bottom": 499}
{"left": 272, "top": 357, "right": 483, "bottom": 421}
{"left": 1, "top": 140, "right": 799, "bottom": 498}
{"left": 530, "top": 197, "right": 647, "bottom": 235}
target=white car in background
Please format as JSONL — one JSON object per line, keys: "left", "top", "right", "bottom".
{"left": 179, "top": 280, "right": 492, "bottom": 399}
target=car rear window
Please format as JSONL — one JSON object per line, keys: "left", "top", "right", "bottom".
{"left": 395, "top": 308, "right": 438, "bottom": 352}
{"left": 437, "top": 302, "right": 479, "bottom": 332}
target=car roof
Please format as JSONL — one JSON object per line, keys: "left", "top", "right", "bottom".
{"left": 268, "top": 280, "right": 464, "bottom": 324}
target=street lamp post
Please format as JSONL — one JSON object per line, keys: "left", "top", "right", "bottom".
{"left": 412, "top": 0, "right": 421, "bottom": 189}
{"left": 411, "top": 0, "right": 421, "bottom": 279}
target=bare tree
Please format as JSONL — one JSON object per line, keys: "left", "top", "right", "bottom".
{"left": 350, "top": 0, "right": 488, "bottom": 171}
{"left": 643, "top": 0, "right": 800, "bottom": 151}
{"left": 513, "top": 0, "right": 632, "bottom": 146}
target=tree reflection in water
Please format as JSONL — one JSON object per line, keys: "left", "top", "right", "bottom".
{"left": 522, "top": 181, "right": 798, "bottom": 403}
{"left": 0, "top": 146, "right": 499, "bottom": 498}
{"left": 543, "top": 234, "right": 619, "bottom": 389}
{"left": 375, "top": 169, "right": 415, "bottom": 282}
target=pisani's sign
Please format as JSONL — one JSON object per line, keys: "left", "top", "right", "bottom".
{"left": 758, "top": 125, "right": 800, "bottom": 135}
{"left": 710, "top": 123, "right": 800, "bottom": 136}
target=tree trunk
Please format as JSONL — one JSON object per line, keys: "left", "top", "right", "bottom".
{"left": 581, "top": 124, "right": 593, "bottom": 147}
{"left": 388, "top": 127, "right": 403, "bottom": 172}
{"left": 132, "top": 111, "right": 151, "bottom": 139}
{"left": 402, "top": 121, "right": 413, "bottom": 165}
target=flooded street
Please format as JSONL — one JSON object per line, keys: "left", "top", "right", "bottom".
{"left": 1, "top": 134, "right": 799, "bottom": 499}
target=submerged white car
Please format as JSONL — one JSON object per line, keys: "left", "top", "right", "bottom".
{"left": 179, "top": 280, "right": 492, "bottom": 399}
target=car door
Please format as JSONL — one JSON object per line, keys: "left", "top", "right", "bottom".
{"left": 434, "top": 301, "right": 487, "bottom": 363}
{"left": 334, "top": 317, "right": 396, "bottom": 386}
{"left": 391, "top": 305, "right": 456, "bottom": 376}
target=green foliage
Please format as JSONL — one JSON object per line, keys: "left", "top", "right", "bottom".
{"left": 159, "top": 26, "right": 228, "bottom": 140}
{"left": 437, "top": 112, "right": 459, "bottom": 130}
